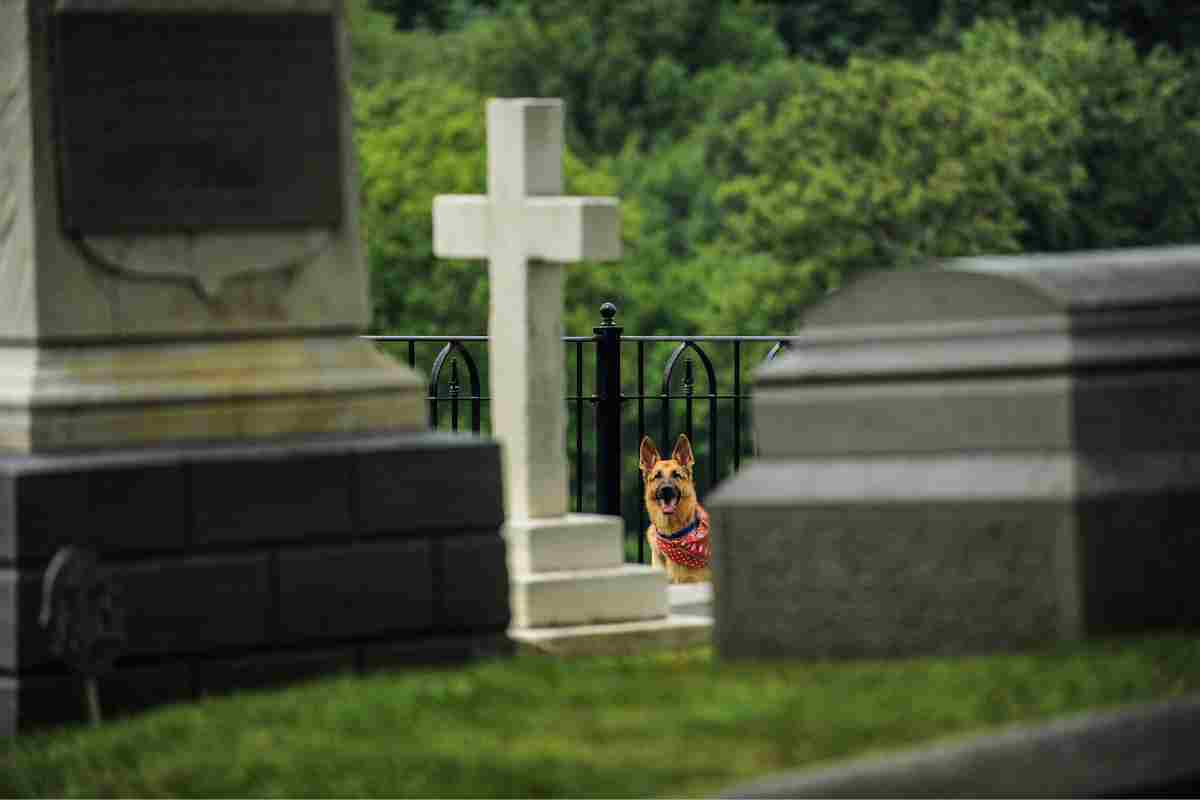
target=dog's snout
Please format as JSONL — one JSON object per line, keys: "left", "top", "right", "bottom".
{"left": 658, "top": 485, "right": 679, "bottom": 502}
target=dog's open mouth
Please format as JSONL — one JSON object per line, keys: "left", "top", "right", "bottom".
{"left": 656, "top": 486, "right": 680, "bottom": 516}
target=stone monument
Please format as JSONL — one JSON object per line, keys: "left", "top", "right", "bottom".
{"left": 433, "top": 99, "right": 709, "bottom": 653}
{"left": 709, "top": 246, "right": 1200, "bottom": 659}
{"left": 0, "top": 0, "right": 509, "bottom": 733}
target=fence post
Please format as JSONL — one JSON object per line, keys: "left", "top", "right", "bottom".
{"left": 594, "top": 302, "right": 623, "bottom": 517}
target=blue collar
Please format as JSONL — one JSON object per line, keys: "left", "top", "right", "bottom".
{"left": 656, "top": 514, "right": 701, "bottom": 540}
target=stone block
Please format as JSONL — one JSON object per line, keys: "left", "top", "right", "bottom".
{"left": 1075, "top": 486, "right": 1200, "bottom": 634}
{"left": 355, "top": 434, "right": 504, "bottom": 534}
{"left": 667, "top": 582, "right": 713, "bottom": 618}
{"left": 189, "top": 447, "right": 353, "bottom": 546}
{"left": 96, "top": 662, "right": 195, "bottom": 720}
{"left": 120, "top": 554, "right": 274, "bottom": 658}
{"left": 753, "top": 375, "right": 1073, "bottom": 458}
{"left": 0, "top": 430, "right": 510, "bottom": 733}
{"left": 710, "top": 471, "right": 1077, "bottom": 659}
{"left": 509, "top": 565, "right": 668, "bottom": 628}
{"left": 192, "top": 647, "right": 357, "bottom": 696}
{"left": 276, "top": 540, "right": 433, "bottom": 641}
{"left": 711, "top": 246, "right": 1200, "bottom": 659}
{"left": 0, "top": 676, "right": 81, "bottom": 736}
{"left": 0, "top": 453, "right": 187, "bottom": 561}
{"left": 439, "top": 534, "right": 511, "bottom": 631}
{"left": 2, "top": 564, "right": 250, "bottom": 673}
{"left": 361, "top": 632, "right": 514, "bottom": 672}
{"left": 504, "top": 514, "right": 624, "bottom": 575}
{"left": 0, "top": 570, "right": 52, "bottom": 670}
{"left": 0, "top": 661, "right": 192, "bottom": 735}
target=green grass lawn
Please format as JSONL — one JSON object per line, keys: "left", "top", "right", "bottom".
{"left": 3, "top": 636, "right": 1199, "bottom": 798}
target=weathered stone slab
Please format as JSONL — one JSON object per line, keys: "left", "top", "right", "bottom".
{"left": 711, "top": 246, "right": 1200, "bottom": 659}
{"left": 721, "top": 694, "right": 1200, "bottom": 798}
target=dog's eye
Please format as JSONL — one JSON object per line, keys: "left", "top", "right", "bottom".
{"left": 651, "top": 471, "right": 661, "bottom": 481}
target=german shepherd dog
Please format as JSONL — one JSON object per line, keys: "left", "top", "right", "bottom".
{"left": 640, "top": 434, "right": 711, "bottom": 584}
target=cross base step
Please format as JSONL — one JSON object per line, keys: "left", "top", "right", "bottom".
{"left": 510, "top": 614, "right": 712, "bottom": 657}
{"left": 509, "top": 564, "right": 668, "bottom": 628}
{"left": 505, "top": 513, "right": 623, "bottom": 573}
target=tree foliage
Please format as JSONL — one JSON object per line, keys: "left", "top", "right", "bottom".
{"left": 450, "top": 0, "right": 786, "bottom": 155}
{"left": 705, "top": 19, "right": 1200, "bottom": 331}
{"left": 350, "top": 2, "right": 1200, "bottom": 338}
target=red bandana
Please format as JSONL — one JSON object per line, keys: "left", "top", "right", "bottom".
{"left": 654, "top": 505, "right": 711, "bottom": 570}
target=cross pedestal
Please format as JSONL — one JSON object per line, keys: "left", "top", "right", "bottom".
{"left": 433, "top": 99, "right": 710, "bottom": 651}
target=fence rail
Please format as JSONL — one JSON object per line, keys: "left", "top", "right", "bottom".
{"left": 365, "top": 302, "right": 797, "bottom": 562}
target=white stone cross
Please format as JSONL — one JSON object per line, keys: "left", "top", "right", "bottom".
{"left": 432, "top": 99, "right": 621, "bottom": 521}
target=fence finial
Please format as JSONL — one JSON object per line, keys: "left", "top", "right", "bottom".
{"left": 599, "top": 302, "right": 617, "bottom": 326}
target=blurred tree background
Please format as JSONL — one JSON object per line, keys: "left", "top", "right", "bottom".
{"left": 350, "top": 0, "right": 1200, "bottom": 337}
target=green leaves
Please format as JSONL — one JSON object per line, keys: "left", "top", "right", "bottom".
{"left": 708, "top": 19, "right": 1200, "bottom": 331}
{"left": 349, "top": 2, "right": 1200, "bottom": 340}
{"left": 353, "top": 78, "right": 488, "bottom": 334}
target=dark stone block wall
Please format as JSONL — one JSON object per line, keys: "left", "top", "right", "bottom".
{"left": 0, "top": 431, "right": 510, "bottom": 734}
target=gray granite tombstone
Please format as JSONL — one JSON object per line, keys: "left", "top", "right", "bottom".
{"left": 709, "top": 246, "right": 1200, "bottom": 659}
{"left": 0, "top": 0, "right": 509, "bottom": 733}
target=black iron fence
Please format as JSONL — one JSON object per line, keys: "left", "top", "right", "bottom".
{"left": 365, "top": 302, "right": 796, "bottom": 562}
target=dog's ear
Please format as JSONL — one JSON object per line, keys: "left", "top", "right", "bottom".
{"left": 672, "top": 434, "right": 694, "bottom": 468}
{"left": 639, "top": 436, "right": 660, "bottom": 476}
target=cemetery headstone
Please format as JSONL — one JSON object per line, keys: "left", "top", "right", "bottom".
{"left": 0, "top": 0, "right": 509, "bottom": 733}
{"left": 433, "top": 99, "right": 709, "bottom": 653}
{"left": 709, "top": 246, "right": 1200, "bottom": 659}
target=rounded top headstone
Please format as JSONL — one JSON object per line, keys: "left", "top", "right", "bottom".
{"left": 804, "top": 245, "right": 1200, "bottom": 330}
{"left": 759, "top": 245, "right": 1200, "bottom": 386}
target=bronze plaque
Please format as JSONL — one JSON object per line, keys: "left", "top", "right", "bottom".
{"left": 54, "top": 13, "right": 344, "bottom": 233}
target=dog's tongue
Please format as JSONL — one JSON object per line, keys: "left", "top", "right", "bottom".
{"left": 661, "top": 498, "right": 678, "bottom": 515}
